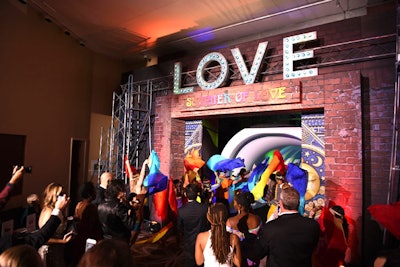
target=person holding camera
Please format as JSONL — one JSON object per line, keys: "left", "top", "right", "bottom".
{"left": 38, "top": 183, "right": 70, "bottom": 239}
{"left": 0, "top": 194, "right": 70, "bottom": 253}
{"left": 0, "top": 165, "right": 25, "bottom": 210}
{"left": 38, "top": 183, "right": 74, "bottom": 267}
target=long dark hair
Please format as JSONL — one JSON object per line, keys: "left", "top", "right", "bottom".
{"left": 207, "top": 203, "right": 230, "bottom": 264}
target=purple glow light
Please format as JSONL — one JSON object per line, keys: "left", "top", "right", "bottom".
{"left": 188, "top": 27, "right": 214, "bottom": 43}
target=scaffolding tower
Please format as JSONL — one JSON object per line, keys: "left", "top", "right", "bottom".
{"left": 98, "top": 74, "right": 153, "bottom": 183}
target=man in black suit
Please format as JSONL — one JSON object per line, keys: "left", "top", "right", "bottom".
{"left": 250, "top": 186, "right": 320, "bottom": 267}
{"left": 92, "top": 172, "right": 113, "bottom": 205}
{"left": 177, "top": 183, "right": 209, "bottom": 267}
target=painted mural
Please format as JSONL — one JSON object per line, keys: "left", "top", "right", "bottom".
{"left": 301, "top": 114, "right": 326, "bottom": 219}
{"left": 183, "top": 114, "right": 325, "bottom": 218}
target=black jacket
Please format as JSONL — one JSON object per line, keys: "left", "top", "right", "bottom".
{"left": 0, "top": 215, "right": 61, "bottom": 253}
{"left": 92, "top": 186, "right": 106, "bottom": 206}
{"left": 97, "top": 198, "right": 136, "bottom": 243}
{"left": 250, "top": 213, "right": 320, "bottom": 267}
{"left": 177, "top": 200, "right": 209, "bottom": 267}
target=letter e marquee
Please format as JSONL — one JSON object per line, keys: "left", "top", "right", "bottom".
{"left": 283, "top": 31, "right": 318, "bottom": 79}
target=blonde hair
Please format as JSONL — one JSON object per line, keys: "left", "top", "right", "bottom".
{"left": 41, "top": 183, "right": 63, "bottom": 209}
{"left": 0, "top": 245, "right": 44, "bottom": 267}
{"left": 207, "top": 203, "right": 230, "bottom": 264}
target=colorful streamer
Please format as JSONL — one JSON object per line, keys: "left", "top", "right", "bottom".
{"left": 144, "top": 150, "right": 168, "bottom": 195}
{"left": 251, "top": 150, "right": 286, "bottom": 201}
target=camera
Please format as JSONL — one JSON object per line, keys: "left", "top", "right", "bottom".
{"left": 24, "top": 166, "right": 32, "bottom": 173}
{"left": 13, "top": 165, "right": 32, "bottom": 174}
{"left": 143, "top": 220, "right": 161, "bottom": 233}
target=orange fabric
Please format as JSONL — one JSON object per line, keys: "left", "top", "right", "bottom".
{"left": 152, "top": 189, "right": 168, "bottom": 224}
{"left": 168, "top": 178, "right": 178, "bottom": 220}
{"left": 216, "top": 177, "right": 233, "bottom": 200}
{"left": 184, "top": 149, "right": 205, "bottom": 171}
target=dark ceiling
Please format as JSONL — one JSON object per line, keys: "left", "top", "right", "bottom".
{"left": 21, "top": 0, "right": 389, "bottom": 66}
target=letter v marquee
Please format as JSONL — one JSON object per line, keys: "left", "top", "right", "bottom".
{"left": 231, "top": 41, "right": 268, "bottom": 85}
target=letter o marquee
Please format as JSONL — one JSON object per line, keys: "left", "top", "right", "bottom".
{"left": 196, "top": 52, "right": 229, "bottom": 90}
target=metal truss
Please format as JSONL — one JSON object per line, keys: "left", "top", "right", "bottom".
{"left": 103, "top": 34, "right": 396, "bottom": 99}
{"left": 98, "top": 74, "right": 153, "bottom": 182}
{"left": 183, "top": 34, "right": 397, "bottom": 84}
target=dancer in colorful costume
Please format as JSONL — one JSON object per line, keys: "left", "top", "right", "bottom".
{"left": 207, "top": 155, "right": 245, "bottom": 212}
{"left": 125, "top": 157, "right": 148, "bottom": 244}
{"left": 183, "top": 149, "right": 205, "bottom": 193}
{"left": 143, "top": 150, "right": 170, "bottom": 225}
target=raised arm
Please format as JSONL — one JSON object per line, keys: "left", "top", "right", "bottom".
{"left": 126, "top": 158, "right": 137, "bottom": 194}
{"left": 0, "top": 166, "right": 24, "bottom": 210}
{"left": 125, "top": 157, "right": 134, "bottom": 181}
{"left": 231, "top": 174, "right": 242, "bottom": 185}
{"left": 13, "top": 194, "right": 70, "bottom": 249}
{"left": 9, "top": 166, "right": 24, "bottom": 185}
{"left": 135, "top": 159, "right": 148, "bottom": 194}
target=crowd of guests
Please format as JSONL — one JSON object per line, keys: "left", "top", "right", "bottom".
{"left": 0, "top": 161, "right": 147, "bottom": 267}
{"left": 176, "top": 165, "right": 400, "bottom": 267}
{"left": 1, "top": 161, "right": 400, "bottom": 267}
{"left": 177, "top": 170, "right": 321, "bottom": 267}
